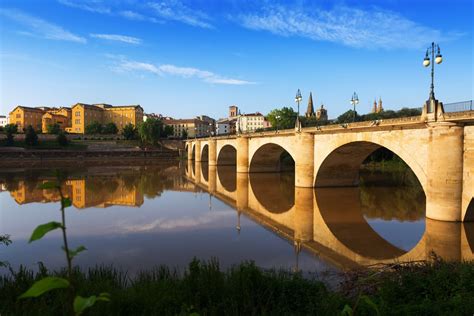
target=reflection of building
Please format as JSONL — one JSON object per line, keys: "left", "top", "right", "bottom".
{"left": 9, "top": 178, "right": 143, "bottom": 208}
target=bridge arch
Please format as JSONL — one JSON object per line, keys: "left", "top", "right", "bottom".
{"left": 249, "top": 143, "right": 295, "bottom": 173}
{"left": 191, "top": 143, "right": 196, "bottom": 161}
{"left": 314, "top": 140, "right": 426, "bottom": 191}
{"left": 217, "top": 144, "right": 237, "bottom": 166}
{"left": 201, "top": 144, "right": 209, "bottom": 162}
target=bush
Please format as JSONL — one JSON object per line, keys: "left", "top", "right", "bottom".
{"left": 46, "top": 123, "right": 61, "bottom": 134}
{"left": 102, "top": 122, "right": 118, "bottom": 135}
{"left": 85, "top": 121, "right": 102, "bottom": 135}
{"left": 122, "top": 123, "right": 137, "bottom": 140}
{"left": 56, "top": 131, "right": 68, "bottom": 146}
{"left": 24, "top": 125, "right": 38, "bottom": 146}
{"left": 4, "top": 124, "right": 17, "bottom": 146}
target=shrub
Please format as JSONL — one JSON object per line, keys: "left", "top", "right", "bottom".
{"left": 122, "top": 123, "right": 137, "bottom": 140}
{"left": 56, "top": 131, "right": 68, "bottom": 146}
{"left": 46, "top": 123, "right": 61, "bottom": 134}
{"left": 85, "top": 121, "right": 102, "bottom": 135}
{"left": 4, "top": 124, "right": 18, "bottom": 146}
{"left": 24, "top": 125, "right": 38, "bottom": 146}
{"left": 102, "top": 122, "right": 118, "bottom": 135}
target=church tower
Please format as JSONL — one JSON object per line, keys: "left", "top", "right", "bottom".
{"left": 372, "top": 99, "right": 377, "bottom": 113}
{"left": 305, "top": 92, "right": 315, "bottom": 117}
{"left": 377, "top": 97, "right": 384, "bottom": 113}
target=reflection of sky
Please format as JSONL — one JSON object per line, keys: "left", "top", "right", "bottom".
{"left": 0, "top": 190, "right": 333, "bottom": 275}
{"left": 365, "top": 218, "right": 425, "bottom": 251}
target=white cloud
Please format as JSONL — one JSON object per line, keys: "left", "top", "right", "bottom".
{"left": 148, "top": 0, "right": 213, "bottom": 29}
{"left": 237, "top": 4, "right": 456, "bottom": 49}
{"left": 57, "top": 0, "right": 111, "bottom": 14}
{"left": 0, "top": 8, "right": 86, "bottom": 43}
{"left": 110, "top": 56, "right": 255, "bottom": 85}
{"left": 118, "top": 10, "right": 161, "bottom": 23}
{"left": 90, "top": 33, "right": 142, "bottom": 44}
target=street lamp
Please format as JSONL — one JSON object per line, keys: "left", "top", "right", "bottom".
{"left": 295, "top": 89, "right": 302, "bottom": 131}
{"left": 350, "top": 92, "right": 359, "bottom": 122}
{"left": 275, "top": 115, "right": 280, "bottom": 132}
{"left": 423, "top": 42, "right": 443, "bottom": 101}
{"left": 194, "top": 127, "right": 197, "bottom": 139}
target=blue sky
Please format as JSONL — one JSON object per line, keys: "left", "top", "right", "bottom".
{"left": 0, "top": 0, "right": 472, "bottom": 119}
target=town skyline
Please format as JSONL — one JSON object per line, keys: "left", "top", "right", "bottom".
{"left": 1, "top": 0, "right": 473, "bottom": 119}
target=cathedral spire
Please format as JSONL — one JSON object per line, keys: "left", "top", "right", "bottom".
{"left": 372, "top": 99, "right": 377, "bottom": 113}
{"left": 378, "top": 97, "right": 384, "bottom": 113}
{"left": 305, "top": 92, "right": 315, "bottom": 117}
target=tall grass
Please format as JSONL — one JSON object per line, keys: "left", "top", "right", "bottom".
{"left": 1, "top": 258, "right": 474, "bottom": 315}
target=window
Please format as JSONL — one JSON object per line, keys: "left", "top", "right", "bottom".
{"left": 75, "top": 112, "right": 81, "bottom": 117}
{"left": 75, "top": 119, "right": 80, "bottom": 124}
{"left": 16, "top": 114, "right": 21, "bottom": 118}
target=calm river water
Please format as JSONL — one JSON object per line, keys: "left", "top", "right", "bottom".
{"left": 0, "top": 161, "right": 472, "bottom": 275}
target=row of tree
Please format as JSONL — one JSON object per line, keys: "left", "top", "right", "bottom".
{"left": 1, "top": 124, "right": 68, "bottom": 147}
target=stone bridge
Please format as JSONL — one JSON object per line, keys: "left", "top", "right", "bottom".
{"left": 184, "top": 162, "right": 474, "bottom": 269}
{"left": 186, "top": 106, "right": 474, "bottom": 222}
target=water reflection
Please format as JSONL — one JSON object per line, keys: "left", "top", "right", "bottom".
{"left": 1, "top": 162, "right": 473, "bottom": 274}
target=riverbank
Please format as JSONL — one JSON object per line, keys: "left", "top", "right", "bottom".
{"left": 1, "top": 258, "right": 473, "bottom": 315}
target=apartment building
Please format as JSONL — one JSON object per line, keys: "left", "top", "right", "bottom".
{"left": 9, "top": 106, "right": 45, "bottom": 131}
{"left": 163, "top": 118, "right": 211, "bottom": 138}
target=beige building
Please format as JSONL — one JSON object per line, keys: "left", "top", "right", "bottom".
{"left": 42, "top": 107, "right": 72, "bottom": 133}
{"left": 70, "top": 103, "right": 144, "bottom": 134}
{"left": 237, "top": 112, "right": 265, "bottom": 133}
{"left": 163, "top": 118, "right": 211, "bottom": 138}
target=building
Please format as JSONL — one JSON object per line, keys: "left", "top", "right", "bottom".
{"left": 9, "top": 106, "right": 45, "bottom": 131}
{"left": 371, "top": 98, "right": 384, "bottom": 113}
{"left": 315, "top": 104, "right": 328, "bottom": 121}
{"left": 70, "top": 103, "right": 144, "bottom": 134}
{"left": 162, "top": 118, "right": 211, "bottom": 138}
{"left": 216, "top": 119, "right": 231, "bottom": 135}
{"left": 237, "top": 112, "right": 265, "bottom": 133}
{"left": 229, "top": 105, "right": 239, "bottom": 118}
{"left": 41, "top": 107, "right": 71, "bottom": 133}
{"left": 305, "top": 92, "right": 315, "bottom": 117}
{"left": 0, "top": 115, "right": 9, "bottom": 127}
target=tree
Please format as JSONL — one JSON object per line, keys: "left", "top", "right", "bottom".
{"left": 24, "top": 125, "right": 38, "bottom": 146}
{"left": 46, "top": 123, "right": 61, "bottom": 134}
{"left": 85, "top": 121, "right": 102, "bottom": 134}
{"left": 56, "top": 131, "right": 68, "bottom": 146}
{"left": 122, "top": 123, "right": 137, "bottom": 140}
{"left": 137, "top": 118, "right": 163, "bottom": 146}
{"left": 181, "top": 129, "right": 188, "bottom": 139}
{"left": 102, "top": 122, "right": 118, "bottom": 135}
{"left": 4, "top": 124, "right": 18, "bottom": 146}
{"left": 337, "top": 110, "right": 360, "bottom": 124}
{"left": 267, "top": 107, "right": 297, "bottom": 130}
{"left": 163, "top": 125, "right": 174, "bottom": 137}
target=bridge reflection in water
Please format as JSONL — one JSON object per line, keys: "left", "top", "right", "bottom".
{"left": 187, "top": 160, "right": 474, "bottom": 270}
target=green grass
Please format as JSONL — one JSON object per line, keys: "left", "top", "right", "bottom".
{"left": 1, "top": 258, "right": 473, "bottom": 315}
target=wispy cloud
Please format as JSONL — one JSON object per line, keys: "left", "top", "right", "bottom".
{"left": 237, "top": 4, "right": 457, "bottom": 49}
{"left": 118, "top": 10, "right": 161, "bottom": 23}
{"left": 109, "top": 55, "right": 255, "bottom": 85}
{"left": 57, "top": 0, "right": 111, "bottom": 14}
{"left": 148, "top": 0, "right": 213, "bottom": 29}
{"left": 0, "top": 8, "right": 86, "bottom": 43}
{"left": 90, "top": 33, "right": 142, "bottom": 44}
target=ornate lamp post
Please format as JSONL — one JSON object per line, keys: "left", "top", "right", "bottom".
{"left": 295, "top": 89, "right": 302, "bottom": 131}
{"left": 275, "top": 115, "right": 280, "bottom": 132}
{"left": 423, "top": 42, "right": 443, "bottom": 101}
{"left": 350, "top": 92, "right": 359, "bottom": 122}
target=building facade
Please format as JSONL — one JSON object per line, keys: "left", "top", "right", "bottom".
{"left": 42, "top": 107, "right": 71, "bottom": 133}
{"left": 163, "top": 118, "right": 211, "bottom": 138}
{"left": 0, "top": 115, "right": 9, "bottom": 127}
{"left": 237, "top": 112, "right": 265, "bottom": 133}
{"left": 70, "top": 103, "right": 143, "bottom": 134}
{"left": 216, "top": 119, "right": 231, "bottom": 135}
{"left": 9, "top": 106, "right": 45, "bottom": 131}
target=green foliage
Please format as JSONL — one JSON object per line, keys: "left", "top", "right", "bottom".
{"left": 4, "top": 123, "right": 17, "bottom": 146}
{"left": 266, "top": 107, "right": 297, "bottom": 130}
{"left": 102, "top": 122, "right": 118, "bottom": 135}
{"left": 138, "top": 118, "right": 163, "bottom": 146}
{"left": 163, "top": 125, "right": 174, "bottom": 137}
{"left": 46, "top": 123, "right": 61, "bottom": 134}
{"left": 337, "top": 110, "right": 360, "bottom": 123}
{"left": 0, "top": 234, "right": 12, "bottom": 268}
{"left": 122, "top": 123, "right": 137, "bottom": 140}
{"left": 24, "top": 125, "right": 39, "bottom": 146}
{"left": 57, "top": 131, "right": 69, "bottom": 146}
{"left": 18, "top": 277, "right": 70, "bottom": 299}
{"left": 67, "top": 246, "right": 87, "bottom": 259}
{"left": 337, "top": 107, "right": 423, "bottom": 124}
{"left": 28, "top": 222, "right": 63, "bottom": 243}
{"left": 85, "top": 121, "right": 102, "bottom": 135}
{"left": 74, "top": 293, "right": 111, "bottom": 315}
{"left": 181, "top": 129, "right": 188, "bottom": 139}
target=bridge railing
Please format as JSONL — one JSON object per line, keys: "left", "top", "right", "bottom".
{"left": 443, "top": 100, "right": 473, "bottom": 113}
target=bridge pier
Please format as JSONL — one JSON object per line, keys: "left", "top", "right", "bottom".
{"left": 187, "top": 142, "right": 193, "bottom": 160}
{"left": 295, "top": 133, "right": 314, "bottom": 187}
{"left": 426, "top": 123, "right": 464, "bottom": 222}
{"left": 209, "top": 140, "right": 217, "bottom": 165}
{"left": 236, "top": 172, "right": 249, "bottom": 210}
{"left": 236, "top": 137, "right": 249, "bottom": 173}
{"left": 294, "top": 187, "right": 314, "bottom": 242}
{"left": 194, "top": 140, "right": 202, "bottom": 162}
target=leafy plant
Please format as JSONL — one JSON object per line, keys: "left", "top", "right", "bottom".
{"left": 24, "top": 125, "right": 39, "bottom": 146}
{"left": 4, "top": 123, "right": 18, "bottom": 146}
{"left": 47, "top": 123, "right": 61, "bottom": 134}
{"left": 18, "top": 179, "right": 110, "bottom": 315}
{"left": 85, "top": 121, "right": 102, "bottom": 135}
{"left": 102, "top": 122, "right": 118, "bottom": 135}
{"left": 57, "top": 131, "right": 69, "bottom": 146}
{"left": 122, "top": 123, "right": 137, "bottom": 140}
{"left": 0, "top": 234, "right": 12, "bottom": 268}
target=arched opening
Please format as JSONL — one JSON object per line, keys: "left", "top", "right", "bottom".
{"left": 217, "top": 145, "right": 236, "bottom": 166}
{"left": 249, "top": 173, "right": 294, "bottom": 213}
{"left": 465, "top": 198, "right": 474, "bottom": 221}
{"left": 315, "top": 143, "right": 426, "bottom": 260}
{"left": 201, "top": 144, "right": 209, "bottom": 162}
{"left": 249, "top": 143, "right": 295, "bottom": 173}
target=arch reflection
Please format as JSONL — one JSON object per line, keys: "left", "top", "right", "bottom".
{"left": 217, "top": 165, "right": 236, "bottom": 192}
{"left": 249, "top": 172, "right": 295, "bottom": 214}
